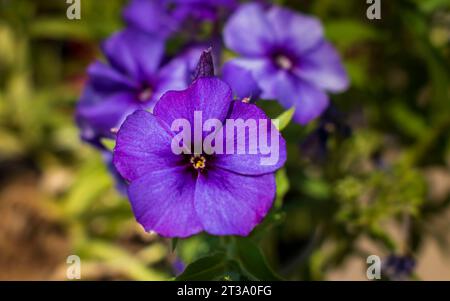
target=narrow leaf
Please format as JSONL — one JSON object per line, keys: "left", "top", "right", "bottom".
{"left": 176, "top": 253, "right": 227, "bottom": 281}
{"left": 101, "top": 138, "right": 116, "bottom": 152}
{"left": 275, "top": 168, "right": 289, "bottom": 208}
{"left": 275, "top": 107, "right": 295, "bottom": 131}
{"left": 171, "top": 238, "right": 179, "bottom": 253}
{"left": 235, "top": 238, "right": 282, "bottom": 281}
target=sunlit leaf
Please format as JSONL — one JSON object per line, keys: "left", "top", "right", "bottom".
{"left": 101, "top": 138, "right": 116, "bottom": 152}
{"left": 275, "top": 168, "right": 289, "bottom": 208}
{"left": 275, "top": 107, "right": 295, "bottom": 131}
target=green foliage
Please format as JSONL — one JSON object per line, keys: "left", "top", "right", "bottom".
{"left": 176, "top": 253, "right": 237, "bottom": 281}
{"left": 233, "top": 238, "right": 282, "bottom": 281}
{"left": 275, "top": 107, "right": 295, "bottom": 131}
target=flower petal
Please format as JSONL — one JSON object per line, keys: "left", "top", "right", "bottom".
{"left": 102, "top": 29, "right": 165, "bottom": 79}
{"left": 128, "top": 167, "right": 202, "bottom": 238}
{"left": 213, "top": 101, "right": 286, "bottom": 175}
{"left": 113, "top": 110, "right": 180, "bottom": 182}
{"left": 77, "top": 91, "right": 138, "bottom": 142}
{"left": 195, "top": 169, "right": 275, "bottom": 236}
{"left": 277, "top": 74, "right": 330, "bottom": 125}
{"left": 297, "top": 41, "right": 349, "bottom": 93}
{"left": 266, "top": 6, "right": 324, "bottom": 54}
{"left": 153, "top": 77, "right": 233, "bottom": 127}
{"left": 222, "top": 60, "right": 262, "bottom": 99}
{"left": 224, "top": 3, "right": 275, "bottom": 57}
{"left": 123, "top": 0, "right": 177, "bottom": 37}
{"left": 87, "top": 61, "right": 137, "bottom": 93}
{"left": 152, "top": 55, "right": 191, "bottom": 108}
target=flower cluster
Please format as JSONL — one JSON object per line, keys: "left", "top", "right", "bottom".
{"left": 76, "top": 0, "right": 349, "bottom": 237}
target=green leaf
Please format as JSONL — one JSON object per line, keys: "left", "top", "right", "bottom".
{"left": 275, "top": 107, "right": 295, "bottom": 131}
{"left": 172, "top": 238, "right": 179, "bottom": 253}
{"left": 63, "top": 158, "right": 112, "bottom": 217}
{"left": 79, "top": 240, "right": 167, "bottom": 280}
{"left": 176, "top": 253, "right": 228, "bottom": 281}
{"left": 234, "top": 238, "right": 282, "bottom": 281}
{"left": 325, "top": 20, "right": 384, "bottom": 47}
{"left": 30, "top": 18, "right": 92, "bottom": 40}
{"left": 101, "top": 138, "right": 116, "bottom": 152}
{"left": 388, "top": 102, "right": 428, "bottom": 138}
{"left": 275, "top": 168, "right": 289, "bottom": 208}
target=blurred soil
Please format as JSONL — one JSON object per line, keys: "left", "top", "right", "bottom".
{"left": 0, "top": 173, "right": 69, "bottom": 280}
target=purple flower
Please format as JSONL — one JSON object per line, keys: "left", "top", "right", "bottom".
{"left": 123, "top": 0, "right": 237, "bottom": 38}
{"left": 300, "top": 106, "right": 351, "bottom": 163}
{"left": 76, "top": 29, "right": 191, "bottom": 146}
{"left": 383, "top": 255, "right": 416, "bottom": 280}
{"left": 222, "top": 4, "right": 349, "bottom": 124}
{"left": 112, "top": 77, "right": 286, "bottom": 237}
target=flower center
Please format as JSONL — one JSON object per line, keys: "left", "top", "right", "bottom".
{"left": 138, "top": 86, "right": 153, "bottom": 102}
{"left": 275, "top": 55, "right": 293, "bottom": 70}
{"left": 190, "top": 155, "right": 206, "bottom": 171}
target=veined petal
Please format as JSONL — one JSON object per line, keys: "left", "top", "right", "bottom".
{"left": 113, "top": 110, "right": 180, "bottom": 182}
{"left": 128, "top": 167, "right": 202, "bottom": 238}
{"left": 213, "top": 101, "right": 286, "bottom": 175}
{"left": 195, "top": 169, "right": 275, "bottom": 236}
{"left": 153, "top": 77, "right": 233, "bottom": 127}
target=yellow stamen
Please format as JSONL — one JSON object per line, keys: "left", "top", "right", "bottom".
{"left": 190, "top": 155, "right": 206, "bottom": 170}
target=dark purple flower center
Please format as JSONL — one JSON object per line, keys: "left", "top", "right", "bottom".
{"left": 190, "top": 155, "right": 206, "bottom": 171}
{"left": 137, "top": 85, "right": 153, "bottom": 102}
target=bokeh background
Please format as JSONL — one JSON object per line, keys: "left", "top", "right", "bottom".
{"left": 0, "top": 0, "right": 449, "bottom": 280}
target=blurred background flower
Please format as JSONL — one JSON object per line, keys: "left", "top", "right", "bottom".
{"left": 223, "top": 3, "right": 349, "bottom": 124}
{"left": 76, "top": 28, "right": 192, "bottom": 147}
